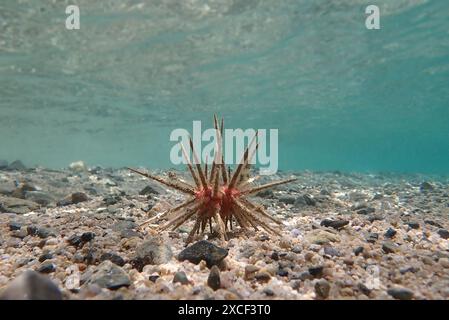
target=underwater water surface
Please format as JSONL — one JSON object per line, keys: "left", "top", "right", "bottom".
{"left": 0, "top": 0, "right": 448, "bottom": 173}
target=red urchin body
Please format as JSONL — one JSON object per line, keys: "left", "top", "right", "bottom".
{"left": 129, "top": 115, "right": 296, "bottom": 244}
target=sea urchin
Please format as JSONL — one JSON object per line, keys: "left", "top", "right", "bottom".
{"left": 128, "top": 115, "right": 296, "bottom": 244}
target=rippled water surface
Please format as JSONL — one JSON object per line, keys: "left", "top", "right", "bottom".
{"left": 1, "top": 0, "right": 448, "bottom": 173}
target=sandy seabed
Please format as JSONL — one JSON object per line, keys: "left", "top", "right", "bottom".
{"left": 0, "top": 162, "right": 448, "bottom": 300}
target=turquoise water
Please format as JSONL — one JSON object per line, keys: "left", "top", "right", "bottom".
{"left": 1, "top": 0, "right": 448, "bottom": 173}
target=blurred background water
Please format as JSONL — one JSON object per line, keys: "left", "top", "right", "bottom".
{"left": 0, "top": 0, "right": 448, "bottom": 173}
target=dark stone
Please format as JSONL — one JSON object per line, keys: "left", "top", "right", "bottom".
{"left": 103, "top": 195, "right": 121, "bottom": 206}
{"left": 7, "top": 160, "right": 26, "bottom": 171}
{"left": 291, "top": 271, "right": 313, "bottom": 281}
{"left": 38, "top": 253, "right": 53, "bottom": 262}
{"left": 84, "top": 249, "right": 99, "bottom": 265}
{"left": 384, "top": 228, "right": 397, "bottom": 239}
{"left": 26, "top": 225, "right": 38, "bottom": 236}
{"left": 8, "top": 221, "right": 23, "bottom": 231}
{"left": 131, "top": 237, "right": 173, "bottom": 271}
{"left": 399, "top": 266, "right": 419, "bottom": 274}
{"left": 277, "top": 269, "right": 289, "bottom": 277}
{"left": 294, "top": 194, "right": 316, "bottom": 207}
{"left": 36, "top": 227, "right": 56, "bottom": 239}
{"left": 382, "top": 241, "right": 398, "bottom": 254}
{"left": 358, "top": 283, "right": 372, "bottom": 296}
{"left": 308, "top": 266, "right": 324, "bottom": 278}
{"left": 139, "top": 185, "right": 159, "bottom": 196}
{"left": 424, "top": 220, "right": 443, "bottom": 228}
{"left": 420, "top": 182, "right": 434, "bottom": 192}
{"left": 207, "top": 266, "right": 221, "bottom": 291}
{"left": 278, "top": 196, "right": 296, "bottom": 205}
{"left": 85, "top": 261, "right": 130, "bottom": 290}
{"left": 387, "top": 287, "right": 414, "bottom": 300}
{"left": 270, "top": 251, "right": 279, "bottom": 261}
{"left": 67, "top": 234, "right": 83, "bottom": 247}
{"left": 259, "top": 234, "right": 270, "bottom": 241}
{"left": 57, "top": 192, "right": 89, "bottom": 206}
{"left": 365, "top": 232, "right": 378, "bottom": 243}
{"left": 367, "top": 215, "right": 384, "bottom": 223}
{"left": 291, "top": 245, "right": 302, "bottom": 254}
{"left": 357, "top": 207, "right": 375, "bottom": 215}
{"left": 314, "top": 279, "right": 330, "bottom": 299}
{"left": 438, "top": 229, "right": 449, "bottom": 239}
{"left": 100, "top": 253, "right": 125, "bottom": 267}
{"left": 263, "top": 288, "right": 275, "bottom": 296}
{"left": 149, "top": 275, "right": 159, "bottom": 282}
{"left": 320, "top": 189, "right": 331, "bottom": 196}
{"left": 354, "top": 246, "right": 364, "bottom": 256}
{"left": 173, "top": 271, "right": 190, "bottom": 285}
{"left": 0, "top": 270, "right": 62, "bottom": 300}
{"left": 407, "top": 222, "right": 420, "bottom": 229}
{"left": 37, "top": 262, "right": 56, "bottom": 274}
{"left": 81, "top": 232, "right": 95, "bottom": 242}
{"left": 323, "top": 246, "right": 340, "bottom": 257}
{"left": 178, "top": 240, "right": 228, "bottom": 268}
{"left": 320, "top": 219, "right": 349, "bottom": 230}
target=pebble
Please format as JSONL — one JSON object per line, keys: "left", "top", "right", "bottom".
{"left": 387, "top": 287, "right": 414, "bottom": 300}
{"left": 178, "top": 240, "right": 228, "bottom": 268}
{"left": 320, "top": 219, "right": 349, "bottom": 230}
{"left": 0, "top": 196, "right": 39, "bottom": 214}
{"left": 8, "top": 221, "right": 23, "bottom": 231}
{"left": 278, "top": 195, "right": 295, "bottom": 205}
{"left": 37, "top": 261, "right": 56, "bottom": 274}
{"left": 38, "top": 252, "right": 54, "bottom": 262}
{"left": 439, "top": 258, "right": 449, "bottom": 268}
{"left": 132, "top": 237, "right": 173, "bottom": 271}
{"left": 384, "top": 227, "right": 397, "bottom": 239}
{"left": 244, "top": 265, "right": 260, "bottom": 280}
{"left": 382, "top": 241, "right": 398, "bottom": 254}
{"left": 100, "top": 252, "right": 125, "bottom": 267}
{"left": 314, "top": 279, "right": 331, "bottom": 299}
{"left": 365, "top": 232, "right": 379, "bottom": 243}
{"left": 323, "top": 246, "right": 340, "bottom": 257}
{"left": 36, "top": 227, "right": 56, "bottom": 239}
{"left": 207, "top": 266, "right": 221, "bottom": 290}
{"left": 254, "top": 271, "right": 271, "bottom": 282}
{"left": 294, "top": 194, "right": 316, "bottom": 207}
{"left": 407, "top": 222, "right": 420, "bottom": 229}
{"left": 80, "top": 232, "right": 95, "bottom": 242}
{"left": 57, "top": 192, "right": 89, "bottom": 206}
{"left": 308, "top": 266, "right": 324, "bottom": 278}
{"left": 306, "top": 230, "right": 340, "bottom": 245}
{"left": 437, "top": 229, "right": 449, "bottom": 239}
{"left": 84, "top": 260, "right": 130, "bottom": 290}
{"left": 354, "top": 246, "right": 364, "bottom": 256}
{"left": 173, "top": 271, "right": 190, "bottom": 285}
{"left": 0, "top": 270, "right": 62, "bottom": 300}
{"left": 420, "top": 181, "right": 434, "bottom": 192}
